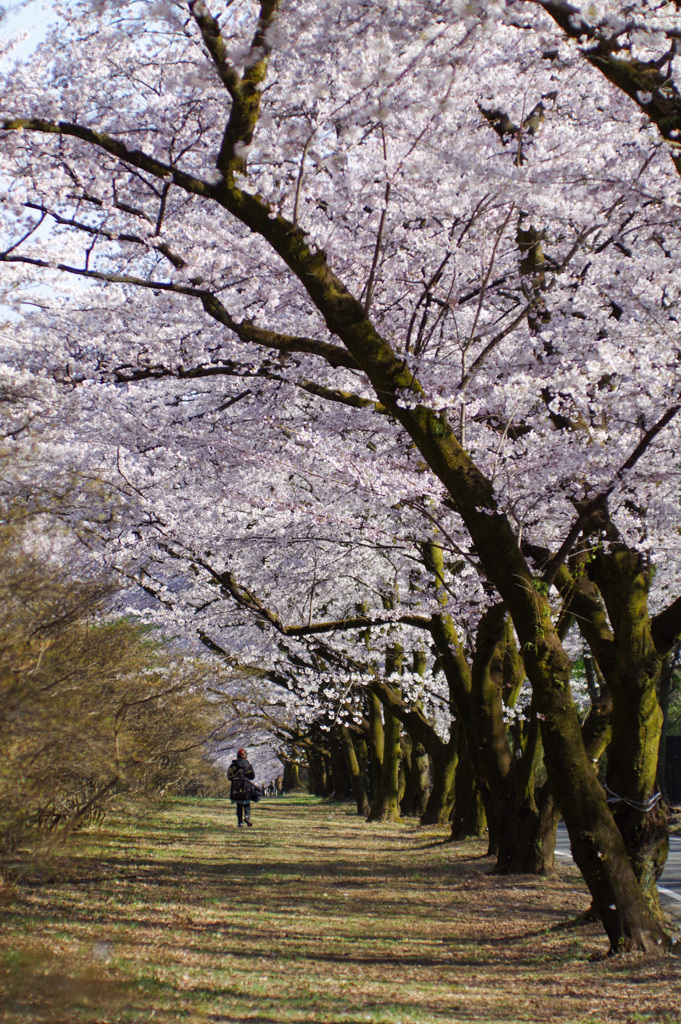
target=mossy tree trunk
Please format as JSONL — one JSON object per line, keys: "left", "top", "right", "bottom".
{"left": 558, "top": 533, "right": 675, "bottom": 911}
{"left": 428, "top": 590, "right": 555, "bottom": 873}
{"left": 368, "top": 644, "right": 403, "bottom": 823}
{"left": 421, "top": 732, "right": 458, "bottom": 825}
{"left": 339, "top": 724, "right": 371, "bottom": 817}
{"left": 401, "top": 732, "right": 430, "bottom": 818}
{"left": 365, "top": 690, "right": 384, "bottom": 809}
{"left": 400, "top": 653, "right": 435, "bottom": 820}
{"left": 451, "top": 732, "right": 487, "bottom": 840}
{"left": 657, "top": 650, "right": 680, "bottom": 801}
{"left": 590, "top": 539, "right": 668, "bottom": 908}
{"left": 398, "top": 733, "right": 411, "bottom": 810}
{"left": 470, "top": 604, "right": 551, "bottom": 873}
{"left": 306, "top": 745, "right": 326, "bottom": 797}
{"left": 368, "top": 674, "right": 457, "bottom": 826}
{"left": 281, "top": 758, "right": 300, "bottom": 792}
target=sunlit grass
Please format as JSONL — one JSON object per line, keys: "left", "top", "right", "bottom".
{"left": 1, "top": 796, "right": 680, "bottom": 1023}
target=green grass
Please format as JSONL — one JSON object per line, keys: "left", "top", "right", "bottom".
{"left": 1, "top": 796, "right": 680, "bottom": 1023}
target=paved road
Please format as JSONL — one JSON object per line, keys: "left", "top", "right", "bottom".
{"left": 555, "top": 824, "right": 681, "bottom": 920}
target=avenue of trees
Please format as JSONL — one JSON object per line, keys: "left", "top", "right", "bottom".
{"left": 2, "top": 0, "right": 681, "bottom": 954}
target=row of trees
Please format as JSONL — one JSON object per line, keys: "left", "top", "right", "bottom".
{"left": 2, "top": 0, "right": 681, "bottom": 953}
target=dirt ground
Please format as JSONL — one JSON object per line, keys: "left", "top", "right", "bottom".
{"left": 1, "top": 796, "right": 680, "bottom": 1024}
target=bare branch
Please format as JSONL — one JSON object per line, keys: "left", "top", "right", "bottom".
{"left": 293, "top": 131, "right": 315, "bottom": 227}
{"left": 363, "top": 182, "right": 391, "bottom": 316}
{"left": 457, "top": 305, "right": 531, "bottom": 392}
{"left": 0, "top": 209, "right": 45, "bottom": 258}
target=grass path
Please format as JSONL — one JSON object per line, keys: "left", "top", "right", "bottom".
{"left": 1, "top": 796, "right": 680, "bottom": 1024}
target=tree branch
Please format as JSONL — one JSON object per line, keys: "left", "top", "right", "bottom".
{"left": 188, "top": 1, "right": 241, "bottom": 97}
{"left": 529, "top": 0, "right": 681, "bottom": 173}
{"left": 1, "top": 117, "right": 219, "bottom": 197}
{"left": 542, "top": 404, "right": 681, "bottom": 586}
{"left": 0, "top": 251, "right": 358, "bottom": 371}
{"left": 189, "top": 0, "right": 279, "bottom": 177}
{"left": 173, "top": 547, "right": 433, "bottom": 636}
{"left": 369, "top": 677, "right": 448, "bottom": 755}
{"left": 651, "top": 595, "right": 681, "bottom": 655}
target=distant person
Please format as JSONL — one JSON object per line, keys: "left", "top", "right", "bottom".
{"left": 275, "top": 774, "right": 283, "bottom": 797}
{"left": 227, "top": 747, "right": 256, "bottom": 828}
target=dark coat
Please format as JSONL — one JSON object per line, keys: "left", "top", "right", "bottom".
{"left": 228, "top": 757, "right": 255, "bottom": 802}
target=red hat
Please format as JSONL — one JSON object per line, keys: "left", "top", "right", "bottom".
{"left": 237, "top": 748, "right": 247, "bottom": 757}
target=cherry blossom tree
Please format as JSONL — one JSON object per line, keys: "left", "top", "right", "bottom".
{"left": 2, "top": 0, "right": 681, "bottom": 951}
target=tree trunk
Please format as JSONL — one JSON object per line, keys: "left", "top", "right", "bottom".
{"left": 339, "top": 725, "right": 370, "bottom": 817}
{"left": 281, "top": 757, "right": 300, "bottom": 792}
{"left": 398, "top": 733, "right": 412, "bottom": 811}
{"left": 368, "top": 644, "right": 403, "bottom": 823}
{"left": 329, "top": 727, "right": 352, "bottom": 800}
{"left": 657, "top": 649, "right": 679, "bottom": 801}
{"left": 368, "top": 702, "right": 402, "bottom": 822}
{"left": 399, "top": 654, "right": 433, "bottom": 818}
{"left": 422, "top": 545, "right": 556, "bottom": 867}
{"left": 443, "top": 602, "right": 554, "bottom": 873}
{"left": 306, "top": 746, "right": 324, "bottom": 796}
{"left": 451, "top": 733, "right": 487, "bottom": 839}
{"left": 527, "top": 638, "right": 667, "bottom": 951}
{"left": 421, "top": 732, "right": 458, "bottom": 825}
{"left": 322, "top": 751, "right": 334, "bottom": 797}
{"left": 401, "top": 736, "right": 430, "bottom": 818}
{"left": 365, "top": 690, "right": 384, "bottom": 807}
{"left": 366, "top": 674, "right": 453, "bottom": 825}
{"left": 591, "top": 542, "right": 669, "bottom": 911}
{"left": 491, "top": 708, "right": 555, "bottom": 874}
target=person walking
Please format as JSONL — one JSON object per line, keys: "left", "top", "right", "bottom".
{"left": 227, "top": 747, "right": 256, "bottom": 827}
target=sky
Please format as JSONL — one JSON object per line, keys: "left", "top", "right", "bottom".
{"left": 0, "top": 0, "right": 63, "bottom": 320}
{"left": 1, "top": 0, "right": 53, "bottom": 63}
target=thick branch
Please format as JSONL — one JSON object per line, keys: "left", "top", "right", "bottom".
{"left": 199, "top": 292, "right": 359, "bottom": 369}
{"left": 190, "top": 0, "right": 278, "bottom": 176}
{"left": 531, "top": 0, "right": 681, "bottom": 173}
{"left": 188, "top": 1, "right": 241, "bottom": 96}
{"left": 651, "top": 594, "right": 681, "bottom": 654}
{"left": 369, "top": 677, "right": 449, "bottom": 756}
{"left": 0, "top": 251, "right": 358, "bottom": 371}
{"left": 1, "top": 117, "right": 218, "bottom": 197}
{"left": 175, "top": 548, "right": 433, "bottom": 637}
{"left": 292, "top": 380, "right": 386, "bottom": 413}
{"left": 554, "top": 563, "right": 617, "bottom": 679}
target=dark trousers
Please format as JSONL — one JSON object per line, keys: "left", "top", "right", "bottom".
{"left": 236, "top": 801, "right": 251, "bottom": 824}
